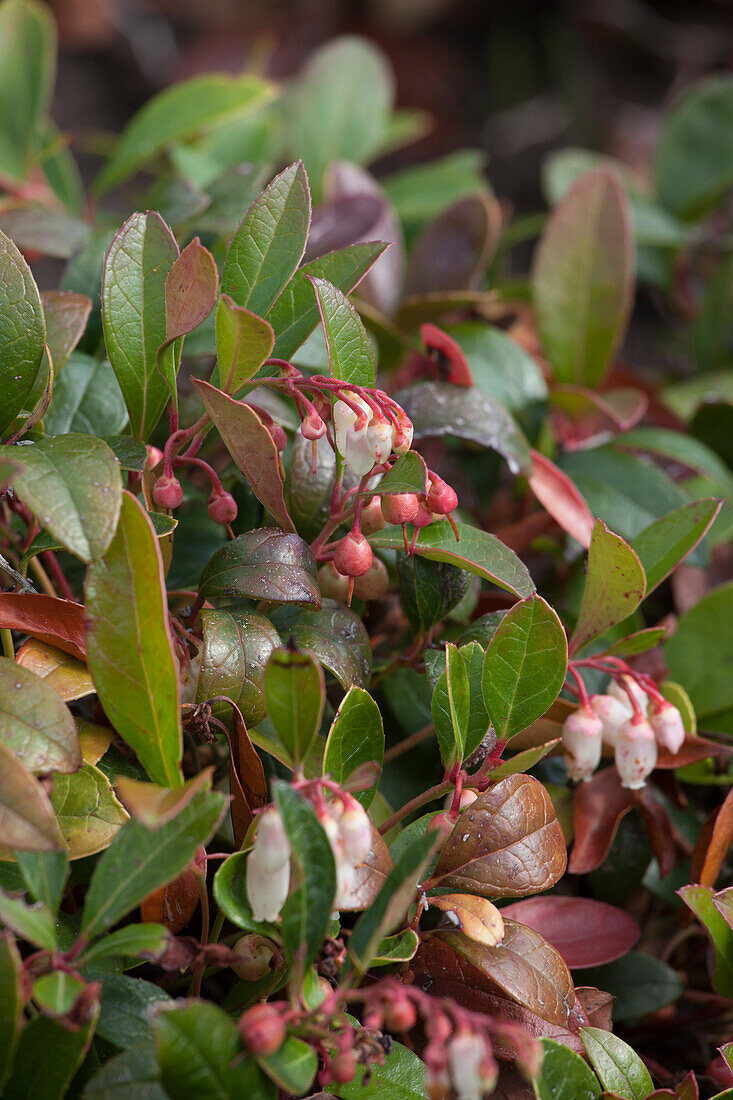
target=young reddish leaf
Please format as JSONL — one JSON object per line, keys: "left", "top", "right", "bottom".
{"left": 532, "top": 168, "right": 634, "bottom": 388}
{"left": 656, "top": 735, "right": 722, "bottom": 770}
{"left": 194, "top": 379, "right": 295, "bottom": 532}
{"left": 310, "top": 275, "right": 376, "bottom": 388}
{"left": 428, "top": 893, "right": 505, "bottom": 947}
{"left": 86, "top": 491, "right": 183, "bottom": 788}
{"left": 221, "top": 161, "right": 310, "bottom": 317}
{"left": 15, "top": 639, "right": 94, "bottom": 703}
{"left": 0, "top": 228, "right": 46, "bottom": 438}
{"left": 697, "top": 787, "right": 733, "bottom": 889}
{"left": 0, "top": 656, "right": 81, "bottom": 774}
{"left": 501, "top": 896, "right": 639, "bottom": 969}
{"left": 569, "top": 520, "right": 646, "bottom": 655}
{"left": 0, "top": 742, "right": 63, "bottom": 852}
{"left": 481, "top": 594, "right": 568, "bottom": 739}
{"left": 0, "top": 594, "right": 86, "bottom": 660}
{"left": 215, "top": 294, "right": 274, "bottom": 394}
{"left": 550, "top": 385, "right": 648, "bottom": 451}
{"left": 165, "top": 238, "right": 218, "bottom": 343}
{"left": 575, "top": 986, "right": 614, "bottom": 1032}
{"left": 569, "top": 767, "right": 634, "bottom": 875}
{"left": 199, "top": 529, "right": 319, "bottom": 607}
{"left": 428, "top": 774, "right": 567, "bottom": 898}
{"left": 405, "top": 192, "right": 502, "bottom": 296}
{"left": 40, "top": 290, "right": 92, "bottom": 373}
{"left": 527, "top": 450, "right": 595, "bottom": 548}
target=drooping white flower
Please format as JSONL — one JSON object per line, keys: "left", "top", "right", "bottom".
{"left": 562, "top": 706, "right": 603, "bottom": 782}
{"left": 608, "top": 675, "right": 649, "bottom": 715}
{"left": 246, "top": 807, "right": 291, "bottom": 922}
{"left": 589, "top": 692, "right": 632, "bottom": 748}
{"left": 615, "top": 715, "right": 657, "bottom": 789}
{"left": 650, "top": 700, "right": 686, "bottom": 754}
{"left": 319, "top": 798, "right": 372, "bottom": 910}
{"left": 333, "top": 394, "right": 379, "bottom": 476}
{"left": 448, "top": 1032, "right": 486, "bottom": 1100}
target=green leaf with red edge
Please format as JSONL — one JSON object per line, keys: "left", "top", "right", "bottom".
{"left": 679, "top": 884, "right": 733, "bottom": 998}
{"left": 631, "top": 498, "right": 722, "bottom": 593}
{"left": 0, "top": 656, "right": 80, "bottom": 774}
{"left": 368, "top": 522, "right": 535, "bottom": 598}
{"left": 597, "top": 628, "right": 667, "bottom": 658}
{"left": 156, "top": 237, "right": 218, "bottom": 402}
{"left": 269, "top": 242, "right": 387, "bottom": 362}
{"left": 481, "top": 594, "right": 567, "bottom": 740}
{"left": 367, "top": 451, "right": 428, "bottom": 496}
{"left": 193, "top": 378, "right": 295, "bottom": 532}
{"left": 102, "top": 211, "right": 179, "bottom": 439}
{"left": 489, "top": 739, "right": 560, "bottom": 779}
{"left": 85, "top": 491, "right": 183, "bottom": 788}
{"left": 310, "top": 276, "right": 376, "bottom": 388}
{"left": 580, "top": 1027, "right": 654, "bottom": 1100}
{"left": 214, "top": 294, "right": 274, "bottom": 394}
{"left": 532, "top": 168, "right": 633, "bottom": 388}
{"left": 431, "top": 642, "right": 469, "bottom": 767}
{"left": 221, "top": 161, "right": 310, "bottom": 317}
{"left": 0, "top": 889, "right": 56, "bottom": 951}
{"left": 264, "top": 648, "right": 325, "bottom": 768}
{"left": 41, "top": 291, "right": 92, "bottom": 373}
{"left": 0, "top": 228, "right": 46, "bottom": 438}
{"left": 570, "top": 520, "right": 646, "bottom": 655}
{"left": 0, "top": 742, "right": 63, "bottom": 852}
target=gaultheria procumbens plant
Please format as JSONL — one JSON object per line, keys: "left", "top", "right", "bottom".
{"left": 0, "top": 1, "right": 732, "bottom": 1095}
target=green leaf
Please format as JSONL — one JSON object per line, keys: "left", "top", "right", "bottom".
{"left": 78, "top": 924, "right": 169, "bottom": 969}
{"left": 0, "top": 889, "right": 56, "bottom": 950}
{"left": 44, "top": 353, "right": 128, "bottom": 437}
{"left": 631, "top": 498, "right": 722, "bottom": 592}
{"left": 97, "top": 976, "right": 171, "bottom": 1050}
{"left": 444, "top": 321, "right": 548, "bottom": 413}
{"left": 431, "top": 643, "right": 470, "bottom": 766}
{"left": 32, "top": 971, "right": 84, "bottom": 1015}
{"left": 80, "top": 786, "right": 226, "bottom": 940}
{"left": 257, "top": 1035, "right": 318, "bottom": 1096}
{"left": 269, "top": 242, "right": 387, "bottom": 362}
{"left": 654, "top": 75, "right": 733, "bottom": 219}
{"left": 679, "top": 884, "right": 733, "bottom": 998}
{"left": 269, "top": 602, "right": 372, "bottom": 689}
{"left": 369, "top": 452, "right": 428, "bottom": 496}
{"left": 212, "top": 850, "right": 278, "bottom": 936}
{"left": 532, "top": 169, "right": 633, "bottom": 388}
{"left": 482, "top": 595, "right": 568, "bottom": 739}
{"left": 12, "top": 433, "right": 122, "bottom": 562}
{"left": 310, "top": 276, "right": 376, "bottom": 388}
{"left": 535, "top": 1038, "right": 601, "bottom": 1100}
{"left": 103, "top": 434, "right": 146, "bottom": 471}
{"left": 86, "top": 491, "right": 183, "bottom": 788}
{"left": 285, "top": 37, "right": 394, "bottom": 198}
{"left": 84, "top": 1041, "right": 167, "bottom": 1099}
{"left": 0, "top": 741, "right": 63, "bottom": 852}
{"left": 221, "top": 161, "right": 310, "bottom": 317}
{"left": 274, "top": 781, "right": 336, "bottom": 976}
{"left": 2, "top": 1006, "right": 98, "bottom": 1100}
{"left": 0, "top": 0, "right": 55, "bottom": 179}
{"left": 264, "top": 649, "right": 325, "bottom": 767}
{"left": 578, "top": 951, "right": 683, "bottom": 1022}
{"left": 383, "top": 149, "right": 486, "bottom": 227}
{"left": 665, "top": 581, "right": 733, "bottom": 728}
{"left": 154, "top": 1001, "right": 274, "bottom": 1100}
{"left": 370, "top": 927, "right": 419, "bottom": 966}
{"left": 397, "top": 555, "right": 470, "bottom": 635}
{"left": 570, "top": 520, "right": 646, "bottom": 655}
{"left": 94, "top": 74, "right": 273, "bottom": 194}
{"left": 331, "top": 1038, "right": 427, "bottom": 1099}
{"left": 102, "top": 212, "right": 179, "bottom": 439}
{"left": 0, "top": 931, "right": 22, "bottom": 1089}
{"left": 199, "top": 528, "right": 318, "bottom": 606}
{"left": 347, "top": 831, "right": 435, "bottom": 977}
{"left": 0, "top": 655, "right": 81, "bottom": 773}
{"left": 193, "top": 380, "right": 296, "bottom": 532}
{"left": 13, "top": 849, "right": 67, "bottom": 915}
{"left": 369, "top": 522, "right": 535, "bottom": 598}
{"left": 580, "top": 1027, "right": 653, "bottom": 1100}
{"left": 41, "top": 291, "right": 91, "bottom": 373}
{"left": 323, "top": 686, "right": 384, "bottom": 808}
{"left": 196, "top": 609, "right": 280, "bottom": 727}
{"left": 215, "top": 294, "right": 274, "bottom": 393}
{"left": 0, "top": 227, "right": 46, "bottom": 437}
{"left": 52, "top": 763, "right": 128, "bottom": 860}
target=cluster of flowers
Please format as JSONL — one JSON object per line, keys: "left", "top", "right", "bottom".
{"left": 562, "top": 673, "right": 686, "bottom": 789}
{"left": 245, "top": 788, "right": 372, "bottom": 923}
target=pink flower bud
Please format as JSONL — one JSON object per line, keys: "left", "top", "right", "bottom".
{"left": 152, "top": 475, "right": 183, "bottom": 510}
{"left": 333, "top": 531, "right": 373, "bottom": 577}
{"left": 360, "top": 496, "right": 386, "bottom": 535}
{"left": 238, "top": 1003, "right": 286, "bottom": 1056}
{"left": 590, "top": 692, "right": 633, "bottom": 747}
{"left": 562, "top": 706, "right": 603, "bottom": 782}
{"left": 382, "top": 493, "right": 420, "bottom": 526}
{"left": 427, "top": 475, "right": 458, "bottom": 516}
{"left": 615, "top": 714, "right": 657, "bottom": 789}
{"left": 270, "top": 423, "right": 288, "bottom": 452}
{"left": 301, "top": 412, "right": 326, "bottom": 441}
{"left": 609, "top": 674, "right": 649, "bottom": 715}
{"left": 650, "top": 700, "right": 686, "bottom": 754}
{"left": 384, "top": 994, "right": 417, "bottom": 1033}
{"left": 352, "top": 555, "right": 389, "bottom": 601}
{"left": 207, "top": 490, "right": 238, "bottom": 525}
{"left": 318, "top": 562, "right": 351, "bottom": 602}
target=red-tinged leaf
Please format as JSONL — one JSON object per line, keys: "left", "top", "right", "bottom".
{"left": 0, "top": 594, "right": 86, "bottom": 660}
{"left": 569, "top": 520, "right": 646, "bottom": 655}
{"left": 428, "top": 774, "right": 567, "bottom": 899}
{"left": 575, "top": 986, "right": 614, "bottom": 1031}
{"left": 215, "top": 294, "right": 274, "bottom": 394}
{"left": 428, "top": 893, "right": 505, "bottom": 946}
{"left": 230, "top": 705, "right": 267, "bottom": 848}
{"left": 698, "top": 787, "right": 733, "bottom": 889}
{"left": 550, "top": 385, "right": 648, "bottom": 451}
{"left": 41, "top": 291, "right": 92, "bottom": 373}
{"left": 140, "top": 868, "right": 199, "bottom": 934}
{"left": 528, "top": 450, "right": 595, "bottom": 548}
{"left": 656, "top": 735, "right": 723, "bottom": 769}
{"left": 636, "top": 785, "right": 677, "bottom": 879}
{"left": 165, "top": 238, "right": 218, "bottom": 342}
{"left": 501, "top": 897, "right": 639, "bottom": 969}
{"left": 115, "top": 769, "right": 214, "bottom": 828}
{"left": 405, "top": 192, "right": 502, "bottom": 296}
{"left": 193, "top": 379, "right": 295, "bottom": 532}
{"left": 569, "top": 767, "right": 634, "bottom": 874}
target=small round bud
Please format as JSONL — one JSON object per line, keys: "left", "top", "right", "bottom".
{"left": 413, "top": 501, "right": 436, "bottom": 529}
{"left": 318, "top": 562, "right": 351, "bottom": 602}
{"left": 152, "top": 475, "right": 183, "bottom": 510}
{"left": 330, "top": 1050, "right": 357, "bottom": 1084}
{"left": 427, "top": 475, "right": 458, "bottom": 516}
{"left": 353, "top": 556, "right": 389, "bottom": 601}
{"left": 231, "top": 934, "right": 276, "bottom": 981}
{"left": 428, "top": 812, "right": 455, "bottom": 842}
{"left": 360, "top": 496, "right": 387, "bottom": 535}
{"left": 383, "top": 995, "right": 417, "bottom": 1033}
{"left": 381, "top": 493, "right": 420, "bottom": 526}
{"left": 238, "top": 1003, "right": 286, "bottom": 1056}
{"left": 650, "top": 700, "right": 685, "bottom": 754}
{"left": 208, "top": 490, "right": 238, "bottom": 525}
{"left": 562, "top": 706, "right": 603, "bottom": 782}
{"left": 301, "top": 412, "right": 326, "bottom": 441}
{"left": 615, "top": 714, "right": 657, "bottom": 790}
{"left": 333, "top": 532, "right": 373, "bottom": 577}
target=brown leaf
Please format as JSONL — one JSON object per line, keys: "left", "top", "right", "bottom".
{"left": 656, "top": 735, "right": 726, "bottom": 770}
{"left": 230, "top": 706, "right": 267, "bottom": 848}
{"left": 0, "top": 593, "right": 87, "bottom": 660}
{"left": 428, "top": 893, "right": 505, "bottom": 946}
{"left": 140, "top": 868, "right": 200, "bottom": 934}
{"left": 569, "top": 766, "right": 634, "bottom": 875}
{"left": 41, "top": 290, "right": 92, "bottom": 372}
{"left": 16, "top": 638, "right": 94, "bottom": 701}
{"left": 339, "top": 824, "right": 393, "bottom": 911}
{"left": 428, "top": 775, "right": 567, "bottom": 898}
{"left": 550, "top": 384, "right": 647, "bottom": 451}
{"left": 116, "top": 769, "right": 214, "bottom": 829}
{"left": 501, "top": 896, "right": 639, "bottom": 969}
{"left": 405, "top": 193, "right": 502, "bottom": 297}
{"left": 575, "top": 986, "right": 614, "bottom": 1032}
{"left": 695, "top": 787, "right": 733, "bottom": 889}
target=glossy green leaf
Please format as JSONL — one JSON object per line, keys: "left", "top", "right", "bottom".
{"left": 40, "top": 291, "right": 91, "bottom": 373}
{"left": 570, "top": 520, "right": 646, "bottom": 655}
{"left": 323, "top": 686, "right": 384, "bottom": 808}
{"left": 370, "top": 927, "right": 420, "bottom": 966}
{"left": 0, "top": 741, "right": 63, "bottom": 852}
{"left": 86, "top": 491, "right": 183, "bottom": 788}
{"left": 257, "top": 1035, "right": 318, "bottom": 1096}
{"left": 269, "top": 602, "right": 372, "bottom": 689}
{"left": 215, "top": 294, "right": 274, "bottom": 393}
{"left": 44, "top": 353, "right": 128, "bottom": 437}
{"left": 0, "top": 655, "right": 80, "bottom": 773}
{"left": 52, "top": 763, "right": 128, "bottom": 860}
{"left": 97, "top": 975, "right": 171, "bottom": 1050}
{"left": 431, "top": 643, "right": 470, "bottom": 766}
{"left": 665, "top": 581, "right": 733, "bottom": 728}
{"left": 0, "top": 0, "right": 55, "bottom": 179}
{"left": 0, "top": 227, "right": 46, "bottom": 437}
{"left": 14, "top": 849, "right": 67, "bottom": 915}
{"left": 370, "top": 451, "right": 428, "bottom": 496}
{"left": 2, "top": 1006, "right": 98, "bottom": 1100}
{"left": 32, "top": 971, "right": 84, "bottom": 1015}
{"left": 579, "top": 951, "right": 683, "bottom": 1021}
{"left": 264, "top": 648, "right": 325, "bottom": 767}
{"left": 0, "top": 889, "right": 56, "bottom": 950}
{"left": 489, "top": 740, "right": 561, "bottom": 780}
{"left": 310, "top": 276, "right": 376, "bottom": 388}
{"left": 269, "top": 242, "right": 387, "bottom": 361}
{"left": 81, "top": 786, "right": 226, "bottom": 940}
{"left": 194, "top": 380, "right": 295, "bottom": 532}
{"left": 94, "top": 74, "right": 273, "bottom": 194}
{"left": 0, "top": 931, "right": 22, "bottom": 1089}
{"left": 445, "top": 321, "right": 548, "bottom": 412}
{"left": 12, "top": 433, "right": 121, "bottom": 563}
{"left": 199, "top": 528, "right": 319, "bottom": 606}
{"left": 103, "top": 435, "right": 146, "bottom": 471}
{"left": 631, "top": 498, "right": 722, "bottom": 592}
{"left": 221, "top": 161, "right": 310, "bottom": 317}
{"left": 369, "top": 522, "right": 535, "bottom": 598}
{"left": 581, "top": 1027, "right": 653, "bottom": 1100}
{"left": 482, "top": 595, "right": 567, "bottom": 739}
{"left": 196, "top": 608, "right": 280, "bottom": 727}
{"left": 102, "top": 212, "right": 179, "bottom": 439}
{"left": 532, "top": 169, "right": 633, "bottom": 387}
{"left": 78, "top": 924, "right": 169, "bottom": 969}
{"left": 274, "top": 781, "right": 336, "bottom": 976}
{"left": 535, "top": 1038, "right": 601, "bottom": 1100}
{"left": 212, "top": 850, "right": 278, "bottom": 936}
{"left": 397, "top": 554, "right": 469, "bottom": 634}
{"left": 679, "top": 884, "right": 733, "bottom": 998}
{"left": 84, "top": 1041, "right": 167, "bottom": 1099}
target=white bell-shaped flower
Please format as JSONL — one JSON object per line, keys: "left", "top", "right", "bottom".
{"left": 590, "top": 692, "right": 632, "bottom": 748}
{"left": 562, "top": 706, "right": 603, "bottom": 782}
{"left": 367, "top": 414, "right": 395, "bottom": 466}
{"left": 334, "top": 394, "right": 377, "bottom": 476}
{"left": 448, "top": 1032, "right": 486, "bottom": 1100}
{"left": 609, "top": 675, "right": 649, "bottom": 715}
{"left": 615, "top": 715, "right": 657, "bottom": 789}
{"left": 252, "top": 806, "right": 290, "bottom": 874}
{"left": 338, "top": 801, "right": 371, "bottom": 865}
{"left": 246, "top": 807, "right": 291, "bottom": 922}
{"left": 650, "top": 700, "right": 686, "bottom": 754}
